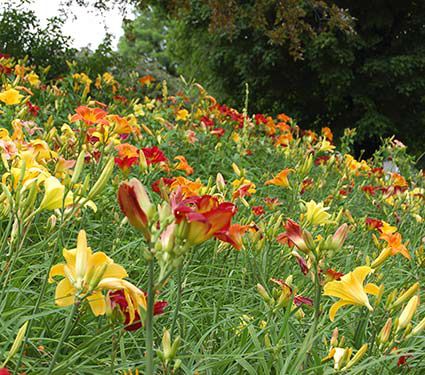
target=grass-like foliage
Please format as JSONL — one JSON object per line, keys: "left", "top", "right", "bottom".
{"left": 0, "top": 55, "right": 424, "bottom": 374}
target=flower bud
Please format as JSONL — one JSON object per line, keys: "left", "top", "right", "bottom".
{"left": 378, "top": 318, "right": 392, "bottom": 345}
{"left": 371, "top": 247, "right": 392, "bottom": 268}
{"left": 392, "top": 282, "right": 420, "bottom": 309}
{"left": 397, "top": 295, "right": 420, "bottom": 331}
{"left": 343, "top": 344, "right": 368, "bottom": 370}
{"left": 256, "top": 284, "right": 271, "bottom": 303}
{"left": 329, "top": 223, "right": 349, "bottom": 251}
{"left": 87, "top": 157, "right": 114, "bottom": 199}
{"left": 216, "top": 172, "right": 226, "bottom": 191}
{"left": 117, "top": 178, "right": 154, "bottom": 240}
{"left": 410, "top": 316, "right": 425, "bottom": 337}
{"left": 3, "top": 321, "right": 28, "bottom": 367}
{"left": 71, "top": 148, "right": 86, "bottom": 185}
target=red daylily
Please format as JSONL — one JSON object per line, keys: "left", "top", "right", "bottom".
{"left": 109, "top": 290, "right": 167, "bottom": 331}
{"left": 171, "top": 191, "right": 237, "bottom": 246}
{"left": 141, "top": 146, "right": 167, "bottom": 165}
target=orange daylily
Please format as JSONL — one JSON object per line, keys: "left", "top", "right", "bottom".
{"left": 265, "top": 169, "right": 293, "bottom": 188}
{"left": 380, "top": 232, "right": 411, "bottom": 260}
{"left": 174, "top": 155, "right": 194, "bottom": 175}
{"left": 70, "top": 106, "right": 109, "bottom": 126}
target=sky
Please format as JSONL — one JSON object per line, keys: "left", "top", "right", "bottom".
{"left": 23, "top": 0, "right": 134, "bottom": 50}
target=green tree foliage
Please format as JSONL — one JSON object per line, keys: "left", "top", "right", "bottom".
{"left": 158, "top": 0, "right": 425, "bottom": 154}
{"left": 118, "top": 6, "right": 181, "bottom": 91}
{"left": 0, "top": 3, "right": 76, "bottom": 77}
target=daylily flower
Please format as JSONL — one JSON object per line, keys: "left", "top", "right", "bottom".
{"left": 265, "top": 169, "right": 293, "bottom": 188}
{"left": 39, "top": 176, "right": 73, "bottom": 211}
{"left": 139, "top": 75, "right": 155, "bottom": 86}
{"left": 49, "top": 230, "right": 146, "bottom": 319}
{"left": 304, "top": 200, "right": 331, "bottom": 226}
{"left": 215, "top": 223, "right": 254, "bottom": 250}
{"left": 380, "top": 232, "right": 411, "bottom": 260}
{"left": 285, "top": 219, "right": 313, "bottom": 253}
{"left": 176, "top": 109, "right": 189, "bottom": 121}
{"left": 323, "top": 266, "right": 380, "bottom": 321}
{"left": 0, "top": 88, "right": 23, "bottom": 105}
{"left": 118, "top": 179, "right": 154, "bottom": 239}
{"left": 70, "top": 106, "right": 109, "bottom": 126}
{"left": 174, "top": 155, "right": 194, "bottom": 175}
{"left": 172, "top": 192, "right": 237, "bottom": 246}
{"left": 141, "top": 146, "right": 167, "bottom": 165}
{"left": 108, "top": 290, "right": 167, "bottom": 331}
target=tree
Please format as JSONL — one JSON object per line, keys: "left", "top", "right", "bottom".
{"left": 161, "top": 0, "right": 425, "bottom": 155}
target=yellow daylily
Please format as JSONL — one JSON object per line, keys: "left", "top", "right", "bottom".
{"left": 176, "top": 109, "right": 189, "bottom": 121}
{"left": 39, "top": 176, "right": 74, "bottom": 210}
{"left": 49, "top": 230, "right": 146, "bottom": 319}
{"left": 0, "top": 88, "right": 24, "bottom": 105}
{"left": 324, "top": 266, "right": 380, "bottom": 321}
{"left": 304, "top": 200, "right": 331, "bottom": 226}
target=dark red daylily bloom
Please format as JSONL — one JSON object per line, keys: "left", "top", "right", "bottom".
{"left": 362, "top": 185, "right": 376, "bottom": 196}
{"left": 141, "top": 146, "right": 167, "bottom": 165}
{"left": 26, "top": 101, "right": 40, "bottom": 117}
{"left": 314, "top": 155, "right": 330, "bottom": 166}
{"left": 254, "top": 113, "right": 267, "bottom": 125}
{"left": 365, "top": 217, "right": 383, "bottom": 231}
{"left": 151, "top": 177, "right": 176, "bottom": 194}
{"left": 114, "top": 156, "right": 139, "bottom": 173}
{"left": 200, "top": 115, "right": 214, "bottom": 127}
{"left": 325, "top": 268, "right": 344, "bottom": 281}
{"left": 293, "top": 295, "right": 313, "bottom": 307}
{"left": 0, "top": 368, "right": 10, "bottom": 375}
{"left": 109, "top": 290, "right": 167, "bottom": 331}
{"left": 252, "top": 205, "right": 265, "bottom": 216}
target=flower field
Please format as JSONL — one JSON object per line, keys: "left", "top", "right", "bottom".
{"left": 0, "top": 55, "right": 424, "bottom": 374}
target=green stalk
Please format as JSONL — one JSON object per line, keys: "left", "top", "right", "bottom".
{"left": 170, "top": 266, "right": 182, "bottom": 339}
{"left": 145, "top": 258, "right": 155, "bottom": 375}
{"left": 47, "top": 302, "right": 79, "bottom": 375}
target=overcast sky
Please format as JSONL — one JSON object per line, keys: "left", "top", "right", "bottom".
{"left": 24, "top": 0, "right": 134, "bottom": 49}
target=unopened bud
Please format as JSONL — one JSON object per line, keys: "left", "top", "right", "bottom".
{"left": 378, "top": 318, "right": 392, "bottom": 345}
{"left": 256, "top": 284, "right": 271, "bottom": 303}
{"left": 87, "top": 157, "right": 114, "bottom": 199}
{"left": 392, "top": 282, "right": 420, "bottom": 309}
{"left": 343, "top": 344, "right": 368, "bottom": 370}
{"left": 397, "top": 295, "right": 420, "bottom": 331}
{"left": 371, "top": 247, "right": 392, "bottom": 268}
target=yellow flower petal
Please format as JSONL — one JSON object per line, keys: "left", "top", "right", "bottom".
{"left": 364, "top": 283, "right": 380, "bottom": 296}
{"left": 49, "top": 264, "right": 65, "bottom": 283}
{"left": 87, "top": 291, "right": 106, "bottom": 316}
{"left": 55, "top": 278, "right": 76, "bottom": 307}
{"left": 103, "top": 263, "right": 128, "bottom": 279}
{"left": 329, "top": 300, "right": 352, "bottom": 321}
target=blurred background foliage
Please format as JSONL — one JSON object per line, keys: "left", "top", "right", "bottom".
{"left": 1, "top": 0, "right": 424, "bottom": 157}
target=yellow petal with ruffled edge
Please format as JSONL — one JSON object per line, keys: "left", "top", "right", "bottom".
{"left": 55, "top": 278, "right": 76, "bottom": 306}
{"left": 87, "top": 291, "right": 106, "bottom": 316}
{"left": 48, "top": 264, "right": 65, "bottom": 283}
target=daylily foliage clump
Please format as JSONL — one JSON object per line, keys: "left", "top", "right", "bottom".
{"left": 0, "top": 54, "right": 423, "bottom": 374}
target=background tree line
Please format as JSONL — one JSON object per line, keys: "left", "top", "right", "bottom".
{"left": 1, "top": 0, "right": 424, "bottom": 157}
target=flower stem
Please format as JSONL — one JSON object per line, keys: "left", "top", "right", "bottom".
{"left": 171, "top": 266, "right": 182, "bottom": 339}
{"left": 47, "top": 302, "right": 79, "bottom": 375}
{"left": 145, "top": 258, "right": 155, "bottom": 375}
